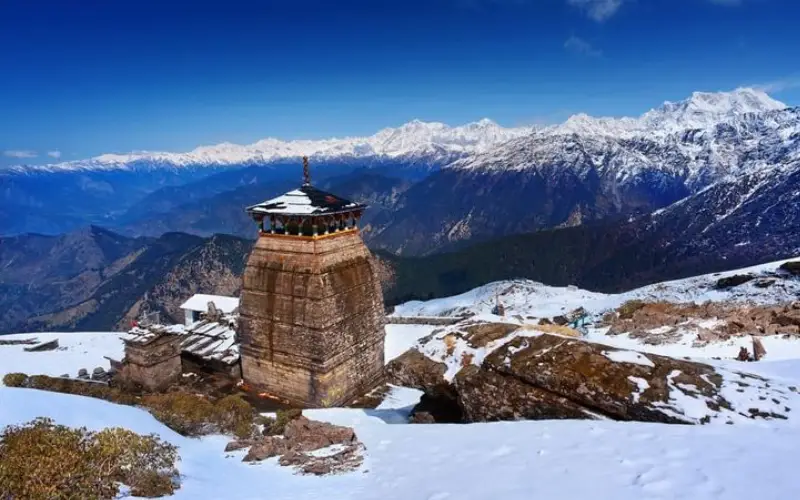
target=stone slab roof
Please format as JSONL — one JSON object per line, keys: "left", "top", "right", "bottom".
{"left": 246, "top": 185, "right": 365, "bottom": 216}
{"left": 123, "top": 315, "right": 240, "bottom": 366}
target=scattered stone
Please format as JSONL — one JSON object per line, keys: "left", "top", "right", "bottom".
{"left": 753, "top": 337, "right": 767, "bottom": 361}
{"left": 225, "top": 439, "right": 256, "bottom": 453}
{"left": 715, "top": 274, "right": 755, "bottom": 289}
{"left": 409, "top": 411, "right": 436, "bottom": 424}
{"left": 754, "top": 279, "right": 776, "bottom": 289}
{"left": 603, "top": 301, "right": 800, "bottom": 345}
{"left": 0, "top": 338, "right": 38, "bottom": 346}
{"left": 242, "top": 437, "right": 287, "bottom": 462}
{"left": 737, "top": 347, "right": 752, "bottom": 362}
{"left": 23, "top": 339, "right": 59, "bottom": 352}
{"left": 91, "top": 367, "right": 107, "bottom": 381}
{"left": 234, "top": 416, "right": 363, "bottom": 475}
{"left": 278, "top": 443, "right": 365, "bottom": 476}
{"left": 779, "top": 261, "right": 800, "bottom": 276}
{"left": 59, "top": 373, "right": 70, "bottom": 378}
{"left": 77, "top": 368, "right": 89, "bottom": 379}
{"left": 283, "top": 416, "right": 357, "bottom": 452}
{"left": 552, "top": 315, "right": 569, "bottom": 326}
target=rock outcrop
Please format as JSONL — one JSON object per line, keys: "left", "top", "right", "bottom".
{"left": 235, "top": 416, "right": 363, "bottom": 475}
{"left": 387, "top": 321, "right": 800, "bottom": 425}
{"left": 602, "top": 300, "right": 800, "bottom": 347}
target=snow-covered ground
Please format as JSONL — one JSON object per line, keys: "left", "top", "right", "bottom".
{"left": 0, "top": 332, "right": 124, "bottom": 377}
{"left": 393, "top": 257, "right": 800, "bottom": 361}
{"left": 4, "top": 258, "right": 800, "bottom": 499}
{"left": 3, "top": 381, "right": 800, "bottom": 500}
{"left": 394, "top": 257, "right": 800, "bottom": 320}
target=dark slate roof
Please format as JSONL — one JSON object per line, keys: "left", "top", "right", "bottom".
{"left": 246, "top": 184, "right": 366, "bottom": 216}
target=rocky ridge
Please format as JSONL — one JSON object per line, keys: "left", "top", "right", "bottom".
{"left": 368, "top": 90, "right": 800, "bottom": 255}
{"left": 387, "top": 320, "right": 800, "bottom": 425}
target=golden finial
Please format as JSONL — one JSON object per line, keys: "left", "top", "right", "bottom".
{"left": 302, "top": 156, "right": 311, "bottom": 186}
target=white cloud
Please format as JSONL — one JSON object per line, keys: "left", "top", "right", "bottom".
{"left": 564, "top": 35, "right": 603, "bottom": 57}
{"left": 3, "top": 150, "right": 37, "bottom": 159}
{"left": 566, "top": 0, "right": 624, "bottom": 22}
{"left": 47, "top": 150, "right": 62, "bottom": 159}
{"left": 752, "top": 76, "right": 800, "bottom": 93}
{"left": 565, "top": 0, "right": 740, "bottom": 21}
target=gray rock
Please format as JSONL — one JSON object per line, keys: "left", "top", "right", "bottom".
{"left": 91, "top": 367, "right": 107, "bottom": 381}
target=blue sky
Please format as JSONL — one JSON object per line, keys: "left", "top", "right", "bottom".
{"left": 1, "top": 0, "right": 798, "bottom": 165}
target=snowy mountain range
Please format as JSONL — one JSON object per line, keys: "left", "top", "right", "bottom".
{"left": 2, "top": 87, "right": 798, "bottom": 246}
{"left": 365, "top": 88, "right": 799, "bottom": 255}
{"left": 6, "top": 118, "right": 534, "bottom": 174}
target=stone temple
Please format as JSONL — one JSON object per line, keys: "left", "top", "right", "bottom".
{"left": 238, "top": 158, "right": 386, "bottom": 407}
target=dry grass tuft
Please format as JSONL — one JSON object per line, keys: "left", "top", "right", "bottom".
{"left": 0, "top": 418, "right": 178, "bottom": 499}
{"left": 524, "top": 324, "right": 582, "bottom": 338}
{"left": 2, "top": 373, "right": 28, "bottom": 387}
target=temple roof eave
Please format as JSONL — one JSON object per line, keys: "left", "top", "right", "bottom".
{"left": 246, "top": 203, "right": 366, "bottom": 218}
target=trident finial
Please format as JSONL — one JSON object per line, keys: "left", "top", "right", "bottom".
{"left": 302, "top": 156, "right": 311, "bottom": 186}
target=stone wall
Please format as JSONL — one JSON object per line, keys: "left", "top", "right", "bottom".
{"left": 239, "top": 230, "right": 386, "bottom": 407}
{"left": 118, "top": 335, "right": 182, "bottom": 392}
{"left": 387, "top": 316, "right": 462, "bottom": 326}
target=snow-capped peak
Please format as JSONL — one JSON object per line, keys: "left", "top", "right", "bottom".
{"left": 545, "top": 87, "right": 787, "bottom": 139}
{"left": 641, "top": 87, "right": 786, "bottom": 132}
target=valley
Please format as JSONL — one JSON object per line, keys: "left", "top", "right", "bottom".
{"left": 3, "top": 88, "right": 800, "bottom": 333}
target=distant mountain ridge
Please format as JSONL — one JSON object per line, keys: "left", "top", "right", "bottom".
{"left": 5, "top": 118, "right": 533, "bottom": 174}
{"left": 367, "top": 89, "right": 799, "bottom": 255}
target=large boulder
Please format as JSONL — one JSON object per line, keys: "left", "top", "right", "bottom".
{"left": 386, "top": 349, "right": 451, "bottom": 397}
{"left": 387, "top": 320, "right": 800, "bottom": 425}
{"left": 483, "top": 335, "right": 795, "bottom": 424}
{"left": 455, "top": 365, "right": 594, "bottom": 422}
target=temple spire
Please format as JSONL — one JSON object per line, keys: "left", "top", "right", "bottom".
{"left": 302, "top": 156, "right": 311, "bottom": 186}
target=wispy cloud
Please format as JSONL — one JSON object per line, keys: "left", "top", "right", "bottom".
{"left": 3, "top": 150, "right": 37, "bottom": 159}
{"left": 566, "top": 0, "right": 624, "bottom": 22}
{"left": 564, "top": 35, "right": 602, "bottom": 57}
{"left": 565, "top": 0, "right": 740, "bottom": 21}
{"left": 752, "top": 76, "right": 800, "bottom": 93}
{"left": 47, "top": 150, "right": 62, "bottom": 159}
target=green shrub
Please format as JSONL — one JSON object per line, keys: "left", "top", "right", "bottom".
{"left": 266, "top": 408, "right": 303, "bottom": 436}
{"left": 0, "top": 418, "right": 179, "bottom": 499}
{"left": 95, "top": 428, "right": 179, "bottom": 497}
{"left": 22, "top": 374, "right": 137, "bottom": 405}
{"left": 2, "top": 372, "right": 28, "bottom": 387}
{"left": 213, "top": 395, "right": 256, "bottom": 439}
{"left": 142, "top": 393, "right": 217, "bottom": 436}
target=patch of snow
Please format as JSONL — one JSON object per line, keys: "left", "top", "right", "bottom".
{"left": 0, "top": 332, "right": 122, "bottom": 381}
{"left": 179, "top": 294, "right": 239, "bottom": 313}
{"left": 603, "top": 350, "right": 655, "bottom": 367}
{"left": 627, "top": 376, "right": 650, "bottom": 403}
{"left": 384, "top": 324, "right": 436, "bottom": 362}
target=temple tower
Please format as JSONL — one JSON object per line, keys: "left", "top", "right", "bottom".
{"left": 238, "top": 158, "right": 386, "bottom": 407}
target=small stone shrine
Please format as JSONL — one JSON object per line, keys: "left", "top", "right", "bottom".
{"left": 118, "top": 302, "right": 241, "bottom": 390}
{"left": 239, "top": 157, "right": 386, "bottom": 407}
{"left": 118, "top": 329, "right": 183, "bottom": 392}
